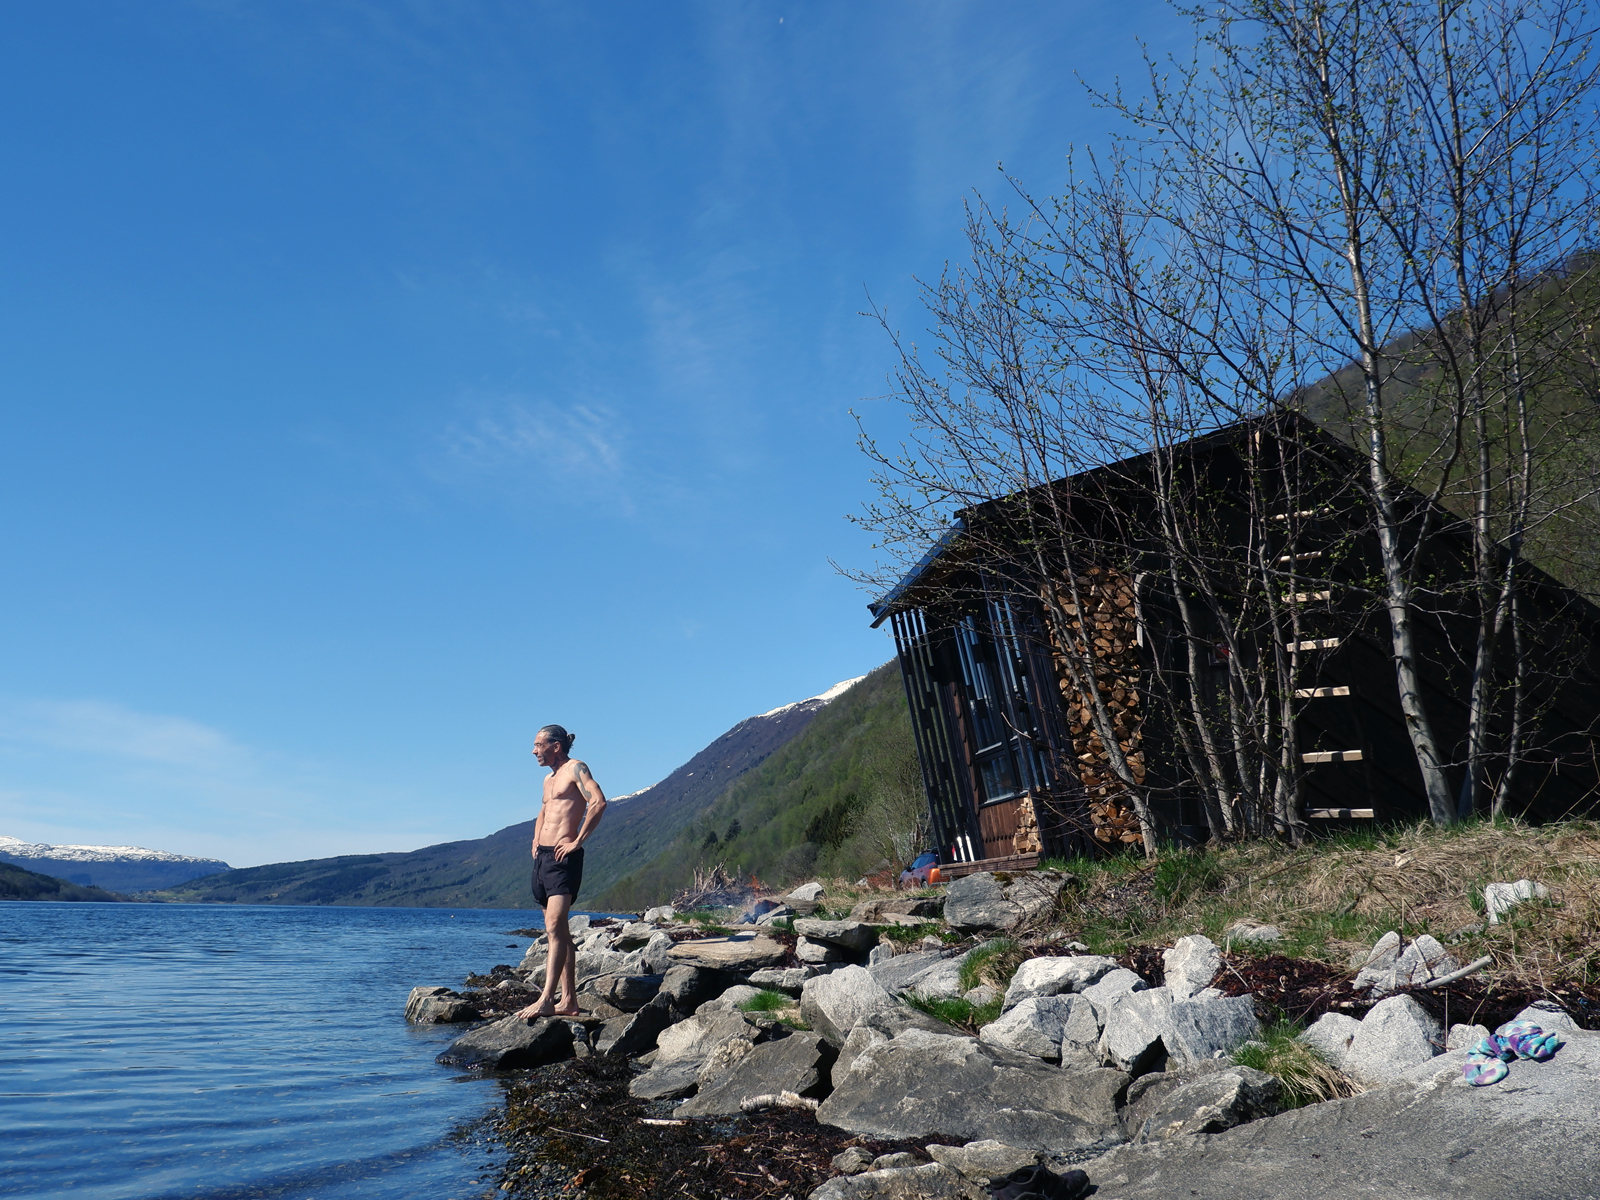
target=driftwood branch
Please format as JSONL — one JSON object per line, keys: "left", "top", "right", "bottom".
{"left": 739, "top": 1091, "right": 820, "bottom": 1113}
{"left": 1420, "top": 955, "right": 1494, "bottom": 988}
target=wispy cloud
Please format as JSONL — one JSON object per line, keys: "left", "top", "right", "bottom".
{"left": 428, "top": 391, "right": 640, "bottom": 517}
{"left": 1, "top": 699, "right": 251, "bottom": 772}
{"left": 440, "top": 394, "right": 623, "bottom": 477}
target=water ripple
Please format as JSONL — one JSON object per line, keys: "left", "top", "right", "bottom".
{"left": 0, "top": 902, "right": 545, "bottom": 1200}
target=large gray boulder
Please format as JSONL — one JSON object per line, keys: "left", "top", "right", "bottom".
{"left": 676, "top": 1032, "right": 836, "bottom": 1116}
{"left": 1099, "top": 987, "right": 1260, "bottom": 1075}
{"left": 836, "top": 1005, "right": 968, "bottom": 1076}
{"left": 1161, "top": 936, "right": 1221, "bottom": 1001}
{"left": 800, "top": 965, "right": 899, "bottom": 1046}
{"left": 794, "top": 918, "right": 879, "bottom": 952}
{"left": 798, "top": 936, "right": 849, "bottom": 964}
{"left": 659, "top": 964, "right": 743, "bottom": 1011}
{"left": 594, "top": 992, "right": 679, "bottom": 1057}
{"left": 1080, "top": 968, "right": 1149, "bottom": 1007}
{"left": 587, "top": 973, "right": 662, "bottom": 1012}
{"left": 924, "top": 1141, "right": 1040, "bottom": 1184}
{"left": 817, "top": 1027, "right": 1128, "bottom": 1151}
{"left": 405, "top": 986, "right": 478, "bottom": 1024}
{"left": 434, "top": 1015, "right": 575, "bottom": 1069}
{"left": 1298, "top": 1011, "right": 1361, "bottom": 1071}
{"left": 1002, "top": 955, "right": 1120, "bottom": 1010}
{"left": 870, "top": 949, "right": 965, "bottom": 999}
{"left": 748, "top": 966, "right": 816, "bottom": 994}
{"left": 613, "top": 921, "right": 657, "bottom": 949}
{"left": 1129, "top": 1066, "right": 1283, "bottom": 1142}
{"left": 808, "top": 1162, "right": 986, "bottom": 1200}
{"left": 654, "top": 1010, "right": 758, "bottom": 1064}
{"left": 978, "top": 995, "right": 1093, "bottom": 1062}
{"left": 642, "top": 931, "right": 678, "bottom": 974}
{"left": 574, "top": 944, "right": 642, "bottom": 981}
{"left": 943, "top": 871, "right": 1075, "bottom": 933}
{"left": 1078, "top": 1028, "right": 1600, "bottom": 1200}
{"left": 1343, "top": 994, "right": 1443, "bottom": 1082}
{"left": 1351, "top": 931, "right": 1458, "bottom": 995}
{"left": 695, "top": 984, "right": 763, "bottom": 1014}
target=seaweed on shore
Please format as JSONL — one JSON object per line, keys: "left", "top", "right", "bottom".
{"left": 485, "top": 1054, "right": 930, "bottom": 1200}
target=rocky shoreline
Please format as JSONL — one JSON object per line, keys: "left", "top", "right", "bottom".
{"left": 409, "top": 870, "right": 1600, "bottom": 1200}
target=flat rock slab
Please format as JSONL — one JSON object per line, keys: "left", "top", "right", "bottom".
{"left": 665, "top": 933, "right": 787, "bottom": 971}
{"left": 677, "top": 1032, "right": 836, "bottom": 1116}
{"left": 817, "top": 1028, "right": 1128, "bottom": 1152}
{"left": 1083, "top": 1028, "right": 1600, "bottom": 1200}
{"left": 627, "top": 1058, "right": 703, "bottom": 1100}
{"left": 851, "top": 896, "right": 944, "bottom": 922}
{"left": 794, "top": 918, "right": 879, "bottom": 952}
{"left": 435, "top": 1015, "right": 574, "bottom": 1070}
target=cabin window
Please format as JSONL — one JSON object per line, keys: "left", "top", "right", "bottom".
{"left": 954, "top": 615, "right": 1028, "bottom": 803}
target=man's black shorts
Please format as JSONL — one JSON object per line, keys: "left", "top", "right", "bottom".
{"left": 531, "top": 846, "right": 584, "bottom": 907}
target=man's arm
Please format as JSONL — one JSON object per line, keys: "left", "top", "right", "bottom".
{"left": 553, "top": 760, "right": 607, "bottom": 860}
{"left": 531, "top": 799, "right": 546, "bottom": 859}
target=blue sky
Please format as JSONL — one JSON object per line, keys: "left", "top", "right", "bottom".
{"left": 0, "top": 0, "right": 1175, "bottom": 867}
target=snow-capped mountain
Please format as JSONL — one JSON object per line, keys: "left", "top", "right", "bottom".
{"left": 759, "top": 675, "right": 868, "bottom": 719}
{"left": 0, "top": 836, "right": 230, "bottom": 893}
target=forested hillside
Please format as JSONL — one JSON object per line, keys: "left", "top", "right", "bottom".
{"left": 0, "top": 861, "right": 128, "bottom": 902}
{"left": 594, "top": 661, "right": 919, "bottom": 910}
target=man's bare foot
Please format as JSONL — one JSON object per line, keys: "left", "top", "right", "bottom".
{"left": 515, "top": 1001, "right": 557, "bottom": 1019}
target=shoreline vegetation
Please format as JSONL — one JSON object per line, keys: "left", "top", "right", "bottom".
{"left": 419, "top": 817, "right": 1600, "bottom": 1200}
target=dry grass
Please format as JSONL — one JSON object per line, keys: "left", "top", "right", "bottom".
{"left": 1059, "top": 819, "right": 1600, "bottom": 989}
{"left": 1231, "top": 1020, "right": 1364, "bottom": 1107}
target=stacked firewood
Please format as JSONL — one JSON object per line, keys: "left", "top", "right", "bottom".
{"left": 1047, "top": 566, "right": 1146, "bottom": 848}
{"left": 1011, "top": 794, "right": 1043, "bottom": 855}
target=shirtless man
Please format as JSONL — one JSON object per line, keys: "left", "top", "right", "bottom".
{"left": 515, "top": 724, "right": 607, "bottom": 1019}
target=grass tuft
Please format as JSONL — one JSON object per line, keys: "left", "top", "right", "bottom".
{"left": 881, "top": 921, "right": 944, "bottom": 945}
{"left": 902, "top": 991, "right": 1005, "bottom": 1030}
{"left": 1230, "top": 1020, "right": 1362, "bottom": 1107}
{"left": 739, "top": 989, "right": 795, "bottom": 1013}
{"left": 958, "top": 939, "right": 1024, "bottom": 993}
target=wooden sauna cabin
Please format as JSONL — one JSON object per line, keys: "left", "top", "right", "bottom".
{"left": 868, "top": 415, "right": 1600, "bottom": 874}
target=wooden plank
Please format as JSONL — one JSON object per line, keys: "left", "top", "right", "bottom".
{"left": 938, "top": 852, "right": 1042, "bottom": 880}
{"left": 1288, "top": 638, "right": 1342, "bottom": 651}
{"left": 1283, "top": 591, "right": 1334, "bottom": 602}
{"left": 1295, "top": 686, "right": 1352, "bottom": 698}
{"left": 1302, "top": 749, "right": 1363, "bottom": 763}
{"left": 1276, "top": 551, "right": 1326, "bottom": 563}
{"left": 1306, "top": 807, "right": 1375, "bottom": 819}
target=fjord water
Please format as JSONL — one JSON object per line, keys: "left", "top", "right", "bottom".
{"left": 0, "top": 902, "right": 545, "bottom": 1200}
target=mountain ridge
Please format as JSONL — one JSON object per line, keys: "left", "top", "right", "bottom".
{"left": 0, "top": 836, "right": 231, "bottom": 893}
{"left": 151, "top": 674, "right": 872, "bottom": 908}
